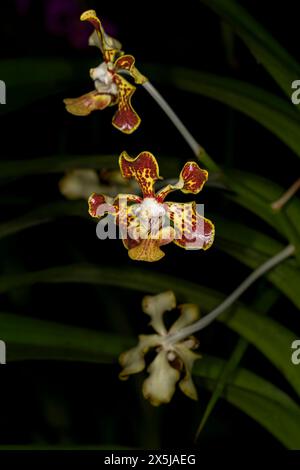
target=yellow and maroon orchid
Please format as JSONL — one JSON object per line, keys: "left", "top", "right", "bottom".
{"left": 88, "top": 151, "right": 215, "bottom": 262}
{"left": 63, "top": 9, "right": 147, "bottom": 134}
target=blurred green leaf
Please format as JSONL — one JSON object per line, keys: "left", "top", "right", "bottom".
{"left": 0, "top": 312, "right": 132, "bottom": 363}
{"left": 219, "top": 305, "right": 300, "bottom": 395}
{"left": 0, "top": 155, "right": 117, "bottom": 178}
{"left": 225, "top": 170, "right": 300, "bottom": 259}
{"left": 146, "top": 65, "right": 300, "bottom": 159}
{"left": 0, "top": 445, "right": 136, "bottom": 450}
{"left": 194, "top": 356, "right": 300, "bottom": 449}
{"left": 3, "top": 58, "right": 300, "bottom": 158}
{"left": 195, "top": 337, "right": 248, "bottom": 439}
{"left": 0, "top": 265, "right": 298, "bottom": 396}
{"left": 198, "top": 0, "right": 300, "bottom": 99}
{"left": 0, "top": 154, "right": 180, "bottom": 180}
{"left": 0, "top": 58, "right": 90, "bottom": 115}
{"left": 1, "top": 312, "right": 299, "bottom": 448}
{"left": 195, "top": 288, "right": 279, "bottom": 438}
{"left": 214, "top": 214, "right": 300, "bottom": 308}
{"left": 2, "top": 202, "right": 300, "bottom": 310}
{"left": 0, "top": 201, "right": 87, "bottom": 240}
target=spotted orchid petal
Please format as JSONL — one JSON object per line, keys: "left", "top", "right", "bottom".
{"left": 126, "top": 227, "right": 176, "bottom": 262}
{"left": 81, "top": 10, "right": 121, "bottom": 62}
{"left": 156, "top": 161, "right": 208, "bottom": 202}
{"left": 179, "top": 162, "right": 208, "bottom": 194}
{"left": 114, "top": 54, "right": 147, "bottom": 85}
{"left": 166, "top": 201, "right": 215, "bottom": 250}
{"left": 142, "top": 291, "right": 176, "bottom": 335}
{"left": 127, "top": 239, "right": 165, "bottom": 262}
{"left": 142, "top": 351, "right": 180, "bottom": 406}
{"left": 88, "top": 193, "right": 141, "bottom": 218}
{"left": 119, "top": 334, "right": 161, "bottom": 380}
{"left": 88, "top": 193, "right": 114, "bottom": 218}
{"left": 112, "top": 75, "right": 141, "bottom": 134}
{"left": 119, "top": 151, "right": 161, "bottom": 197}
{"left": 64, "top": 91, "right": 112, "bottom": 116}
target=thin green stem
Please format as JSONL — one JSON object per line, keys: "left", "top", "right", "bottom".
{"left": 194, "top": 287, "right": 279, "bottom": 442}
{"left": 166, "top": 244, "right": 295, "bottom": 345}
{"left": 143, "top": 81, "right": 220, "bottom": 173}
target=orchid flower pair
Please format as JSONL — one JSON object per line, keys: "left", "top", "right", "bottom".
{"left": 63, "top": 10, "right": 215, "bottom": 262}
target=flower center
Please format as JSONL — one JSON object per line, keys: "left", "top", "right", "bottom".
{"left": 134, "top": 198, "right": 166, "bottom": 220}
{"left": 90, "top": 62, "right": 118, "bottom": 95}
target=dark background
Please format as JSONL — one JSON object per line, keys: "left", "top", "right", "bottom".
{"left": 0, "top": 0, "right": 299, "bottom": 449}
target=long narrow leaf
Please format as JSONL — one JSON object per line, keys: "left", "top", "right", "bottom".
{"left": 0, "top": 154, "right": 180, "bottom": 180}
{"left": 1, "top": 312, "right": 299, "bottom": 448}
{"left": 198, "top": 0, "right": 300, "bottom": 98}
{"left": 0, "top": 265, "right": 298, "bottom": 396}
{"left": 194, "top": 356, "right": 300, "bottom": 449}
{"left": 213, "top": 214, "right": 300, "bottom": 308}
{"left": 226, "top": 170, "right": 300, "bottom": 247}
{"left": 145, "top": 65, "right": 300, "bottom": 158}
{"left": 195, "top": 288, "right": 280, "bottom": 438}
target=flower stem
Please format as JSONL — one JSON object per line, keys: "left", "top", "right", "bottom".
{"left": 271, "top": 178, "right": 300, "bottom": 210}
{"left": 143, "top": 81, "right": 220, "bottom": 173}
{"left": 167, "top": 244, "right": 295, "bottom": 345}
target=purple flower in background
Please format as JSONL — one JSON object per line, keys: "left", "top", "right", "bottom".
{"left": 14, "top": 0, "right": 118, "bottom": 50}
{"left": 15, "top": 0, "right": 31, "bottom": 15}
{"left": 45, "top": 0, "right": 89, "bottom": 49}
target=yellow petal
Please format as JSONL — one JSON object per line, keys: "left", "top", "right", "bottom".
{"left": 119, "top": 334, "right": 160, "bottom": 380}
{"left": 128, "top": 239, "right": 165, "bottom": 262}
{"left": 169, "top": 304, "right": 200, "bottom": 334}
{"left": 175, "top": 345, "right": 201, "bottom": 401}
{"left": 114, "top": 54, "right": 147, "bottom": 85}
{"left": 142, "top": 291, "right": 176, "bottom": 335}
{"left": 59, "top": 169, "right": 101, "bottom": 200}
{"left": 64, "top": 91, "right": 112, "bottom": 116}
{"left": 142, "top": 351, "right": 180, "bottom": 406}
{"left": 81, "top": 9, "right": 122, "bottom": 60}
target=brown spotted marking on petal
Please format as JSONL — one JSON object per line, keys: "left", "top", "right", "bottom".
{"left": 166, "top": 202, "right": 214, "bottom": 250}
{"left": 119, "top": 151, "right": 161, "bottom": 197}
{"left": 112, "top": 74, "right": 141, "bottom": 134}
{"left": 180, "top": 162, "right": 208, "bottom": 194}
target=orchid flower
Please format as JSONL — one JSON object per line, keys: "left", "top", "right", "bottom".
{"left": 59, "top": 168, "right": 138, "bottom": 200}
{"left": 88, "top": 151, "right": 215, "bottom": 262}
{"left": 119, "top": 291, "right": 201, "bottom": 406}
{"left": 63, "top": 9, "right": 147, "bottom": 134}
